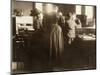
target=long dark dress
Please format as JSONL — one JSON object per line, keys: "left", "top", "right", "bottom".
{"left": 43, "top": 13, "right": 64, "bottom": 68}
{"left": 50, "top": 24, "right": 64, "bottom": 67}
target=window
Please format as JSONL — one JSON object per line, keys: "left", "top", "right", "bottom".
{"left": 85, "top": 6, "right": 93, "bottom": 19}
{"left": 35, "top": 3, "right": 43, "bottom": 12}
{"left": 76, "top": 5, "right": 81, "bottom": 15}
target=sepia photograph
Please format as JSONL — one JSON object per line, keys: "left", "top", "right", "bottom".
{"left": 11, "top": 0, "right": 96, "bottom": 74}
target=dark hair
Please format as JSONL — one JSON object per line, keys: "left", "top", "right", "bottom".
{"left": 30, "top": 8, "right": 40, "bottom": 16}
{"left": 43, "top": 13, "right": 58, "bottom": 24}
{"left": 65, "top": 13, "right": 71, "bottom": 20}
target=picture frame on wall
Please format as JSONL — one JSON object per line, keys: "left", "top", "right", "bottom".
{"left": 11, "top": 0, "right": 96, "bottom": 74}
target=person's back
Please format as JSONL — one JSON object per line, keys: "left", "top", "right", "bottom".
{"left": 43, "top": 12, "right": 64, "bottom": 68}
{"left": 50, "top": 23, "right": 64, "bottom": 60}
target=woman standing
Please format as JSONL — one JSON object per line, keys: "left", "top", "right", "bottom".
{"left": 43, "top": 12, "right": 64, "bottom": 69}
{"left": 65, "top": 12, "right": 77, "bottom": 44}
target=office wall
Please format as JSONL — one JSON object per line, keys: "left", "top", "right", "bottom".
{"left": 58, "top": 4, "right": 75, "bottom": 16}
{"left": 15, "top": 1, "right": 33, "bottom": 16}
